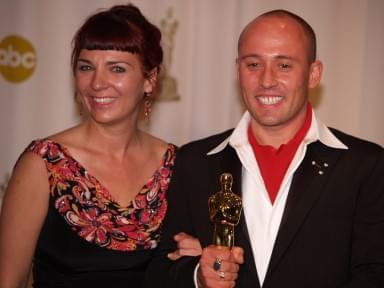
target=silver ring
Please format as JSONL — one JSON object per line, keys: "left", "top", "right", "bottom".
{"left": 219, "top": 271, "right": 225, "bottom": 280}
{"left": 213, "top": 258, "right": 222, "bottom": 271}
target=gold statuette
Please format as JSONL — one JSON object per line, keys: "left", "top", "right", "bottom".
{"left": 208, "top": 173, "right": 242, "bottom": 248}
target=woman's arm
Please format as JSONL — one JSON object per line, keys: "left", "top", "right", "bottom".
{"left": 0, "top": 152, "right": 50, "bottom": 288}
{"left": 167, "top": 232, "right": 202, "bottom": 261}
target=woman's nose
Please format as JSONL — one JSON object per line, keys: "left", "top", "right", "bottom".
{"left": 91, "top": 70, "right": 108, "bottom": 90}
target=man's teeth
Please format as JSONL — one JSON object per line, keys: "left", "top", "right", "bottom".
{"left": 258, "top": 96, "right": 282, "bottom": 105}
{"left": 93, "top": 97, "right": 114, "bottom": 104}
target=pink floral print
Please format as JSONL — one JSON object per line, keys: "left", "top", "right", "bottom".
{"left": 28, "top": 139, "right": 176, "bottom": 251}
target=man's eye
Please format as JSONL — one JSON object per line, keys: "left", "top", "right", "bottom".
{"left": 279, "top": 63, "right": 291, "bottom": 70}
{"left": 111, "top": 66, "right": 126, "bottom": 73}
{"left": 247, "top": 63, "right": 261, "bottom": 69}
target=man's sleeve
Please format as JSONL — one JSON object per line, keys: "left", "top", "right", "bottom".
{"left": 344, "top": 148, "right": 384, "bottom": 287}
{"left": 144, "top": 147, "right": 200, "bottom": 288}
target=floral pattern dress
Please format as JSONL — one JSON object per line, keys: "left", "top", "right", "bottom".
{"left": 27, "top": 139, "right": 176, "bottom": 287}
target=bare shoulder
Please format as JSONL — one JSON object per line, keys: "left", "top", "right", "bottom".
{"left": 0, "top": 149, "right": 50, "bottom": 288}
{"left": 142, "top": 132, "right": 170, "bottom": 157}
{"left": 7, "top": 150, "right": 49, "bottom": 196}
{"left": 47, "top": 125, "right": 82, "bottom": 147}
{"left": 13, "top": 150, "right": 47, "bottom": 177}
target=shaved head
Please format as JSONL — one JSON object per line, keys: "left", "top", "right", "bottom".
{"left": 238, "top": 10, "right": 317, "bottom": 63}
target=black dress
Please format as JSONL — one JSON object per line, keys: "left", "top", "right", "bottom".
{"left": 27, "top": 139, "right": 176, "bottom": 288}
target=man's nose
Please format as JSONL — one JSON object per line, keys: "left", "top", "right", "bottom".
{"left": 260, "top": 66, "right": 277, "bottom": 88}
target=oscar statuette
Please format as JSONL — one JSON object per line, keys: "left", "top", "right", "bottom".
{"left": 208, "top": 173, "right": 242, "bottom": 248}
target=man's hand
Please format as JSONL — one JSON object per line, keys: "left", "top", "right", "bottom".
{"left": 197, "top": 245, "right": 244, "bottom": 288}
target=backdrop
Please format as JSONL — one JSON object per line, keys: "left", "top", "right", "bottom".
{"left": 1, "top": 0, "right": 384, "bottom": 203}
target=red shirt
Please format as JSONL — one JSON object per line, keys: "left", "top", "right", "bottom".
{"left": 248, "top": 103, "right": 312, "bottom": 204}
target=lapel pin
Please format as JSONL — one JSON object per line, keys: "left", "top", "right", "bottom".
{"left": 311, "top": 160, "right": 329, "bottom": 175}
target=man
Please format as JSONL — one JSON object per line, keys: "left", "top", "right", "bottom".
{"left": 145, "top": 9, "right": 384, "bottom": 288}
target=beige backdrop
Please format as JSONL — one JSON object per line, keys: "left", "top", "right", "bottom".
{"left": 1, "top": 0, "right": 384, "bottom": 204}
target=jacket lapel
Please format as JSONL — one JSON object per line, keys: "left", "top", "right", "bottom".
{"left": 214, "top": 146, "right": 261, "bottom": 287}
{"left": 265, "top": 141, "right": 342, "bottom": 280}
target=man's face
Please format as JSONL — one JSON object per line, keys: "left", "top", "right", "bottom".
{"left": 237, "top": 15, "right": 322, "bottom": 136}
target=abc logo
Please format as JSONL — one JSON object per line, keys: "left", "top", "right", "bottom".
{"left": 0, "top": 35, "right": 37, "bottom": 83}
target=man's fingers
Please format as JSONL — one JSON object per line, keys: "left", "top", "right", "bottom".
{"left": 231, "top": 246, "right": 244, "bottom": 264}
{"left": 198, "top": 265, "right": 238, "bottom": 288}
{"left": 215, "top": 260, "right": 240, "bottom": 273}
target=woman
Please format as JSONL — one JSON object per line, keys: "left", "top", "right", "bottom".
{"left": 0, "top": 4, "right": 200, "bottom": 287}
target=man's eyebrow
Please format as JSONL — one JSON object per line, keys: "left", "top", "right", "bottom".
{"left": 238, "top": 54, "right": 298, "bottom": 62}
{"left": 275, "top": 55, "right": 298, "bottom": 61}
{"left": 238, "top": 53, "right": 261, "bottom": 60}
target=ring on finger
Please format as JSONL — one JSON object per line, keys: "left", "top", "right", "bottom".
{"left": 213, "top": 258, "right": 222, "bottom": 271}
{"left": 219, "top": 271, "right": 225, "bottom": 281}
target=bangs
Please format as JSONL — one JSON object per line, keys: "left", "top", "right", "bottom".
{"left": 79, "top": 14, "right": 142, "bottom": 54}
{"left": 71, "top": 4, "right": 163, "bottom": 75}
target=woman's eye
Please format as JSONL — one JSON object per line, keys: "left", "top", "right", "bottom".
{"left": 111, "top": 66, "right": 126, "bottom": 73}
{"left": 78, "top": 65, "right": 92, "bottom": 71}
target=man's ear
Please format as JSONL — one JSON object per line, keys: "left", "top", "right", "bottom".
{"left": 236, "top": 58, "right": 241, "bottom": 82}
{"left": 308, "top": 60, "right": 323, "bottom": 89}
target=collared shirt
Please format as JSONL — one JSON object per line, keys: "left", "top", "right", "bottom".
{"left": 248, "top": 103, "right": 312, "bottom": 204}
{"left": 207, "top": 108, "right": 348, "bottom": 285}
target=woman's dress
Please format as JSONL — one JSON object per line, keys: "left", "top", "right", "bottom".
{"left": 25, "top": 139, "right": 176, "bottom": 287}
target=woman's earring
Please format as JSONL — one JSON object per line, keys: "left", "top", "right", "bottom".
{"left": 144, "top": 92, "right": 152, "bottom": 117}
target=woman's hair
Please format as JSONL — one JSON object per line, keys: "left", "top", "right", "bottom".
{"left": 71, "top": 4, "right": 163, "bottom": 77}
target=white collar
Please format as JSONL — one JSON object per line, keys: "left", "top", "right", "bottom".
{"left": 207, "top": 108, "right": 348, "bottom": 155}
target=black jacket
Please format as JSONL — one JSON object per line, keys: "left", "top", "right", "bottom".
{"left": 145, "top": 128, "right": 384, "bottom": 288}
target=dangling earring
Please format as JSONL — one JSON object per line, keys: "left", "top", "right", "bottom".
{"left": 144, "top": 92, "right": 152, "bottom": 117}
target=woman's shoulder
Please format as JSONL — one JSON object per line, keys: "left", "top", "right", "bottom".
{"left": 47, "top": 125, "right": 82, "bottom": 146}
{"left": 24, "top": 138, "right": 59, "bottom": 156}
{"left": 142, "top": 131, "right": 176, "bottom": 151}
{"left": 24, "top": 126, "right": 81, "bottom": 160}
{"left": 11, "top": 139, "right": 54, "bottom": 183}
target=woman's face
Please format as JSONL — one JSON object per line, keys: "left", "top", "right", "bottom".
{"left": 75, "top": 49, "right": 154, "bottom": 126}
